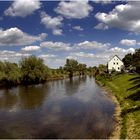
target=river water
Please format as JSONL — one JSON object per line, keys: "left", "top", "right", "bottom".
{"left": 0, "top": 76, "right": 115, "bottom": 138}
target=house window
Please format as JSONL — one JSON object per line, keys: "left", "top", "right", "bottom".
{"left": 114, "top": 62, "right": 115, "bottom": 65}
{"left": 117, "top": 62, "right": 118, "bottom": 65}
{"left": 118, "top": 67, "right": 120, "bottom": 70}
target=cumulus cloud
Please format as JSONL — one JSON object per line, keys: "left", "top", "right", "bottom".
{"left": 41, "top": 11, "right": 63, "bottom": 35}
{"left": 75, "top": 41, "right": 110, "bottom": 49}
{"left": 72, "top": 26, "right": 84, "bottom": 31}
{"left": 0, "top": 50, "right": 30, "bottom": 62}
{"left": 39, "top": 54, "right": 65, "bottom": 68}
{"left": 67, "top": 52, "right": 95, "bottom": 59}
{"left": 0, "top": 27, "right": 47, "bottom": 46}
{"left": 21, "top": 46, "right": 41, "bottom": 52}
{"left": 120, "top": 39, "right": 137, "bottom": 46}
{"left": 108, "top": 47, "right": 135, "bottom": 54}
{"left": 55, "top": 0, "right": 93, "bottom": 19}
{"left": 4, "top": 0, "right": 41, "bottom": 17}
{"left": 40, "top": 41, "right": 72, "bottom": 51}
{"left": 94, "top": 0, "right": 112, "bottom": 4}
{"left": 94, "top": 23, "right": 108, "bottom": 30}
{"left": 39, "top": 54, "right": 56, "bottom": 59}
{"left": 0, "top": 40, "right": 136, "bottom": 68}
{"left": 66, "top": 44, "right": 135, "bottom": 67}
{"left": 95, "top": 1, "right": 140, "bottom": 33}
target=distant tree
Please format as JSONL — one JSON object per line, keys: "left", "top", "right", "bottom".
{"left": 64, "top": 59, "right": 79, "bottom": 78}
{"left": 0, "top": 61, "right": 21, "bottom": 85}
{"left": 122, "top": 53, "right": 133, "bottom": 68}
{"left": 0, "top": 61, "right": 6, "bottom": 81}
{"left": 78, "top": 63, "right": 87, "bottom": 76}
{"left": 20, "top": 56, "right": 49, "bottom": 84}
{"left": 3, "top": 62, "right": 21, "bottom": 85}
{"left": 133, "top": 49, "right": 140, "bottom": 74}
{"left": 87, "top": 66, "right": 98, "bottom": 75}
{"left": 98, "top": 64, "right": 107, "bottom": 75}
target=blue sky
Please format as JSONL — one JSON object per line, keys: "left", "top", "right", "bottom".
{"left": 0, "top": 0, "right": 139, "bottom": 68}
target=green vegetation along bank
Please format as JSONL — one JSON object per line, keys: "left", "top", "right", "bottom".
{"left": 96, "top": 73, "right": 140, "bottom": 139}
{"left": 0, "top": 55, "right": 96, "bottom": 87}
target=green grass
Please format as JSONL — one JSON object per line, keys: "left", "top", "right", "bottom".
{"left": 98, "top": 74, "right": 140, "bottom": 139}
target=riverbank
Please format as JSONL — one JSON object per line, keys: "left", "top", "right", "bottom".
{"left": 0, "top": 74, "right": 69, "bottom": 88}
{"left": 96, "top": 80, "right": 122, "bottom": 139}
{"left": 96, "top": 74, "right": 140, "bottom": 139}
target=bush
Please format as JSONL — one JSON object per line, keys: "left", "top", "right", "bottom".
{"left": 20, "top": 56, "right": 50, "bottom": 84}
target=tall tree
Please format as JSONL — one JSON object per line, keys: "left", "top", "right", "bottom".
{"left": 64, "top": 59, "right": 78, "bottom": 78}
{"left": 78, "top": 63, "right": 87, "bottom": 76}
{"left": 3, "top": 62, "right": 21, "bottom": 85}
{"left": 122, "top": 53, "right": 133, "bottom": 68}
{"left": 133, "top": 49, "right": 140, "bottom": 74}
{"left": 20, "top": 56, "right": 50, "bottom": 84}
{"left": 98, "top": 64, "right": 107, "bottom": 75}
{"left": 0, "top": 61, "right": 6, "bottom": 81}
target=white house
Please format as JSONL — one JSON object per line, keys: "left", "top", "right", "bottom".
{"left": 108, "top": 55, "right": 124, "bottom": 73}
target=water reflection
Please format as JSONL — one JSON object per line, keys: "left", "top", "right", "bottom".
{"left": 0, "top": 88, "right": 18, "bottom": 109}
{"left": 0, "top": 84, "right": 49, "bottom": 110}
{"left": 0, "top": 76, "right": 115, "bottom": 138}
{"left": 18, "top": 85, "right": 49, "bottom": 109}
{"left": 64, "top": 76, "right": 87, "bottom": 96}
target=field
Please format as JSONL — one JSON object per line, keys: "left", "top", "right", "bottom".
{"left": 98, "top": 74, "right": 140, "bottom": 139}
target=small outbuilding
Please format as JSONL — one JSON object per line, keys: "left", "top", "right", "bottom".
{"left": 107, "top": 55, "right": 124, "bottom": 73}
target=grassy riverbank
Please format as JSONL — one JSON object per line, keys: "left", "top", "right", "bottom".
{"left": 96, "top": 74, "right": 140, "bottom": 139}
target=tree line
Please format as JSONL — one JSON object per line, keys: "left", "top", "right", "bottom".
{"left": 122, "top": 49, "right": 140, "bottom": 74}
{"left": 0, "top": 56, "right": 95, "bottom": 86}
{"left": 1, "top": 49, "right": 139, "bottom": 87}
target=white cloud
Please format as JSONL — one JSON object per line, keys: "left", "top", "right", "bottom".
{"left": 0, "top": 50, "right": 30, "bottom": 62}
{"left": 41, "top": 11, "right": 63, "bottom": 35}
{"left": 39, "top": 54, "right": 56, "bottom": 59}
{"left": 40, "top": 41, "right": 72, "bottom": 51}
{"left": 94, "top": 0, "right": 112, "bottom": 4}
{"left": 95, "top": 1, "right": 140, "bottom": 33}
{"left": 72, "top": 26, "right": 83, "bottom": 31}
{"left": 21, "top": 45, "right": 41, "bottom": 52}
{"left": 0, "top": 27, "right": 47, "bottom": 46}
{"left": 39, "top": 54, "right": 65, "bottom": 68}
{"left": 4, "top": 0, "right": 41, "bottom": 17}
{"left": 0, "top": 40, "right": 136, "bottom": 68}
{"left": 68, "top": 52, "right": 95, "bottom": 59}
{"left": 94, "top": 23, "right": 108, "bottom": 30}
{"left": 108, "top": 47, "right": 135, "bottom": 54}
{"left": 66, "top": 46, "right": 135, "bottom": 67}
{"left": 55, "top": 0, "right": 93, "bottom": 19}
{"left": 75, "top": 41, "right": 110, "bottom": 49}
{"left": 120, "top": 39, "right": 137, "bottom": 46}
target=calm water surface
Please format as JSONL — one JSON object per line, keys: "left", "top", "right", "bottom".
{"left": 0, "top": 76, "right": 115, "bottom": 138}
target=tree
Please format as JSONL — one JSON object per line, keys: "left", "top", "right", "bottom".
{"left": 0, "top": 61, "right": 6, "bottom": 81}
{"left": 4, "top": 62, "right": 21, "bottom": 85}
{"left": 64, "top": 59, "right": 78, "bottom": 78}
{"left": 133, "top": 49, "right": 140, "bottom": 74}
{"left": 78, "top": 63, "right": 87, "bottom": 76}
{"left": 20, "top": 56, "right": 50, "bottom": 84}
{"left": 98, "top": 64, "right": 107, "bottom": 75}
{"left": 0, "top": 61, "right": 21, "bottom": 86}
{"left": 87, "top": 66, "right": 97, "bottom": 75}
{"left": 122, "top": 53, "right": 133, "bottom": 68}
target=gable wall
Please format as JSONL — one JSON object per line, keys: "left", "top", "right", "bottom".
{"left": 108, "top": 56, "right": 124, "bottom": 72}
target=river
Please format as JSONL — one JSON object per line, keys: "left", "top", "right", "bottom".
{"left": 0, "top": 76, "right": 115, "bottom": 138}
